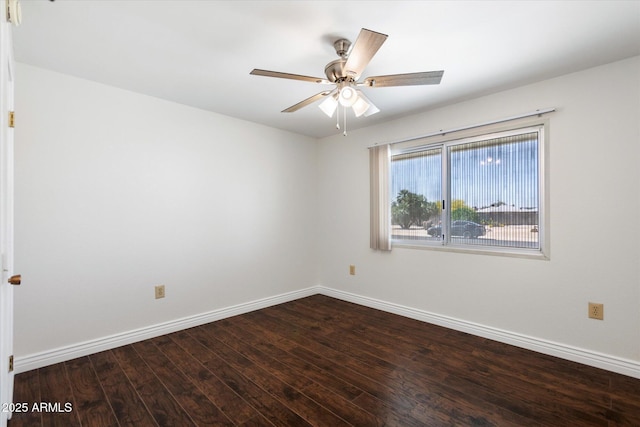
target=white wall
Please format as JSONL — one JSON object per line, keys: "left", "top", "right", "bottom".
{"left": 13, "top": 56, "right": 640, "bottom": 372}
{"left": 14, "top": 64, "right": 318, "bottom": 357}
{"left": 317, "top": 56, "right": 640, "bottom": 363}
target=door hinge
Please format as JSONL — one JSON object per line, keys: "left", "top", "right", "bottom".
{"left": 8, "top": 111, "right": 15, "bottom": 128}
{"left": 9, "top": 355, "right": 14, "bottom": 372}
{"left": 6, "top": 0, "right": 22, "bottom": 26}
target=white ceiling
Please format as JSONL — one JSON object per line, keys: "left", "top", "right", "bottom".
{"left": 13, "top": 0, "right": 640, "bottom": 138}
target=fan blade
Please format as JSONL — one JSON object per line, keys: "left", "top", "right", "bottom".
{"left": 282, "top": 91, "right": 333, "bottom": 113}
{"left": 344, "top": 28, "right": 388, "bottom": 80}
{"left": 250, "top": 69, "right": 330, "bottom": 84}
{"left": 361, "top": 70, "right": 444, "bottom": 87}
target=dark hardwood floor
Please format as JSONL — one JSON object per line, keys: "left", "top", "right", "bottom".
{"left": 8, "top": 294, "right": 640, "bottom": 426}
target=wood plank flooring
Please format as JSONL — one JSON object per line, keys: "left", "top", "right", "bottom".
{"left": 8, "top": 294, "right": 640, "bottom": 426}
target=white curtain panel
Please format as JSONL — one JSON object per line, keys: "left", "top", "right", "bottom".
{"left": 369, "top": 144, "right": 391, "bottom": 251}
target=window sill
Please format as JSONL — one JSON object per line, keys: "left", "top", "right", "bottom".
{"left": 391, "top": 240, "right": 549, "bottom": 260}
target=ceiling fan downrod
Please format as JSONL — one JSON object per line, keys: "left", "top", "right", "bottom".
{"left": 333, "top": 38, "right": 351, "bottom": 58}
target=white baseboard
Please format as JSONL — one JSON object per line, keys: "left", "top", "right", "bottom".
{"left": 16, "top": 285, "right": 640, "bottom": 379}
{"left": 14, "top": 286, "right": 318, "bottom": 373}
{"left": 316, "top": 286, "right": 640, "bottom": 379}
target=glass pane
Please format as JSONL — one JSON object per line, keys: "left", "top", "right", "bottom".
{"left": 449, "top": 132, "right": 539, "bottom": 249}
{"left": 390, "top": 148, "right": 442, "bottom": 242}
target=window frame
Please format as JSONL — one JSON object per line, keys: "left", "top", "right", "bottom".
{"left": 390, "top": 120, "right": 549, "bottom": 259}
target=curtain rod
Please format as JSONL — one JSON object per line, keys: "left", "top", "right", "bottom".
{"left": 368, "top": 108, "right": 556, "bottom": 148}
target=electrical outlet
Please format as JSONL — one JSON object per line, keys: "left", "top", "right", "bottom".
{"left": 349, "top": 265, "right": 356, "bottom": 275}
{"left": 588, "top": 302, "right": 603, "bottom": 320}
{"left": 155, "top": 285, "right": 165, "bottom": 299}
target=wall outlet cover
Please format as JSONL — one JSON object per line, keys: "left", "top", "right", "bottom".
{"left": 155, "top": 285, "right": 165, "bottom": 299}
{"left": 588, "top": 302, "right": 603, "bottom": 320}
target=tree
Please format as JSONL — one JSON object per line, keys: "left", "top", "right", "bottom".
{"left": 450, "top": 199, "right": 467, "bottom": 211}
{"left": 451, "top": 199, "right": 479, "bottom": 223}
{"left": 391, "top": 190, "right": 437, "bottom": 229}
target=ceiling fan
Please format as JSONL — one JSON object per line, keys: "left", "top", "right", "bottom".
{"left": 250, "top": 28, "right": 444, "bottom": 134}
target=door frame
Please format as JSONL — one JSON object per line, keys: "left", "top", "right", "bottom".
{"left": 0, "top": 1, "right": 16, "bottom": 423}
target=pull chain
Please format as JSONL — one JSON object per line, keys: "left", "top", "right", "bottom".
{"left": 343, "top": 106, "right": 348, "bottom": 136}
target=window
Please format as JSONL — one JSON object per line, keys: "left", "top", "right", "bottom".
{"left": 389, "top": 125, "right": 545, "bottom": 256}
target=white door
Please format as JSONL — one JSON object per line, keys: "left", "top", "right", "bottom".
{"left": 0, "top": 2, "right": 16, "bottom": 424}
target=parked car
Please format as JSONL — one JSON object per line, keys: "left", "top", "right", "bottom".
{"left": 426, "top": 220, "right": 486, "bottom": 238}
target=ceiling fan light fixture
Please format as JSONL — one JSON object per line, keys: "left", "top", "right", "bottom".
{"left": 352, "top": 96, "right": 370, "bottom": 117}
{"left": 318, "top": 93, "right": 338, "bottom": 117}
{"left": 363, "top": 103, "right": 380, "bottom": 117}
{"left": 355, "top": 90, "right": 380, "bottom": 117}
{"left": 338, "top": 86, "right": 357, "bottom": 107}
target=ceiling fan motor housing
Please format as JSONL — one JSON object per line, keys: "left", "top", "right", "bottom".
{"left": 324, "top": 59, "right": 350, "bottom": 83}
{"left": 325, "top": 38, "right": 356, "bottom": 83}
